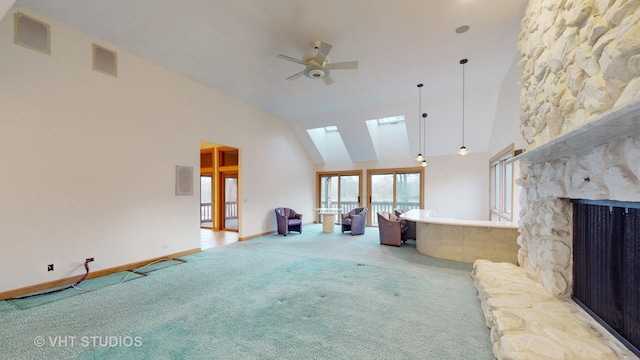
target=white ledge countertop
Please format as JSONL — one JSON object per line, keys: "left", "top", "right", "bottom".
{"left": 399, "top": 209, "right": 519, "bottom": 229}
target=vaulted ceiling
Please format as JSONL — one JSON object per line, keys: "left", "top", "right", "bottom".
{"left": 11, "top": 0, "right": 528, "bottom": 163}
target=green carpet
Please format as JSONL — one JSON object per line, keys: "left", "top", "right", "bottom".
{"left": 0, "top": 224, "right": 493, "bottom": 359}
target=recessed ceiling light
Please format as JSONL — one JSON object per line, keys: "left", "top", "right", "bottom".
{"left": 456, "top": 25, "right": 470, "bottom": 34}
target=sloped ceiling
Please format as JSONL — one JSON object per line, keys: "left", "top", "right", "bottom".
{"left": 12, "top": 0, "right": 527, "bottom": 163}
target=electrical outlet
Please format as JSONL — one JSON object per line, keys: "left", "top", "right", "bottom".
{"left": 47, "top": 264, "right": 54, "bottom": 271}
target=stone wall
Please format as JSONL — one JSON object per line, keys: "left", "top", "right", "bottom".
{"left": 518, "top": 0, "right": 640, "bottom": 298}
{"left": 519, "top": 0, "right": 640, "bottom": 149}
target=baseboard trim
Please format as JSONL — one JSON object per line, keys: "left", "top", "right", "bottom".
{"left": 239, "top": 231, "right": 275, "bottom": 241}
{"left": 0, "top": 248, "right": 201, "bottom": 301}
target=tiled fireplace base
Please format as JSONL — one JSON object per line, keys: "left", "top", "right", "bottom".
{"left": 472, "top": 259, "right": 636, "bottom": 360}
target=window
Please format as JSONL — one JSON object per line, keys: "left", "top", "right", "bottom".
{"left": 375, "top": 115, "right": 405, "bottom": 126}
{"left": 490, "top": 144, "right": 515, "bottom": 221}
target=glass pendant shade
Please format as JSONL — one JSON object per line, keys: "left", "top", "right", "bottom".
{"left": 458, "top": 145, "right": 468, "bottom": 156}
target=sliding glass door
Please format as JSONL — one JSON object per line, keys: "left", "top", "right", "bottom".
{"left": 368, "top": 168, "right": 423, "bottom": 226}
{"left": 317, "top": 171, "right": 363, "bottom": 223}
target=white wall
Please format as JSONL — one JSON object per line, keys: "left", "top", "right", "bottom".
{"left": 488, "top": 54, "right": 524, "bottom": 155}
{"left": 0, "top": 7, "right": 315, "bottom": 293}
{"left": 423, "top": 153, "right": 489, "bottom": 220}
{"left": 316, "top": 152, "right": 490, "bottom": 221}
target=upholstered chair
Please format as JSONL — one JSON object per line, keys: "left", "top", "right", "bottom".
{"left": 274, "top": 207, "right": 302, "bottom": 236}
{"left": 377, "top": 211, "right": 407, "bottom": 247}
{"left": 393, "top": 208, "right": 416, "bottom": 240}
{"left": 341, "top": 207, "right": 367, "bottom": 235}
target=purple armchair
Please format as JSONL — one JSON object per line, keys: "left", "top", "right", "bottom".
{"left": 275, "top": 207, "right": 302, "bottom": 236}
{"left": 341, "top": 207, "right": 367, "bottom": 235}
{"left": 394, "top": 209, "right": 416, "bottom": 240}
{"left": 377, "top": 211, "right": 407, "bottom": 247}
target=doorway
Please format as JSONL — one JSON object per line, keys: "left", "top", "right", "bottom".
{"left": 200, "top": 142, "right": 240, "bottom": 246}
{"left": 220, "top": 172, "right": 238, "bottom": 231}
{"left": 217, "top": 147, "right": 239, "bottom": 233}
{"left": 200, "top": 173, "right": 213, "bottom": 228}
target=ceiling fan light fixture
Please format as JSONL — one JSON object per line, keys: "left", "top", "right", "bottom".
{"left": 277, "top": 41, "right": 357, "bottom": 85}
{"left": 304, "top": 67, "right": 327, "bottom": 79}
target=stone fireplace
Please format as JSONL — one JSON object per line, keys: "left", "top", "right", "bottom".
{"left": 472, "top": 0, "right": 640, "bottom": 358}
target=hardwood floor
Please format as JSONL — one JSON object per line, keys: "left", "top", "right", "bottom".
{"left": 200, "top": 228, "right": 238, "bottom": 249}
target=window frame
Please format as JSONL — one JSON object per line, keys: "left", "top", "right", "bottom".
{"left": 489, "top": 144, "right": 515, "bottom": 221}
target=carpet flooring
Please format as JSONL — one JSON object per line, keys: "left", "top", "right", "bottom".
{"left": 0, "top": 224, "right": 493, "bottom": 359}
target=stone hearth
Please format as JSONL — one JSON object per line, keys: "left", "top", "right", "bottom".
{"left": 473, "top": 260, "right": 625, "bottom": 359}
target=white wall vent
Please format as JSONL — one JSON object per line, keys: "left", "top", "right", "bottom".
{"left": 14, "top": 12, "right": 50, "bottom": 54}
{"left": 92, "top": 43, "right": 118, "bottom": 77}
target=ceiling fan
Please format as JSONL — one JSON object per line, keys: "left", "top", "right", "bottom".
{"left": 276, "top": 40, "right": 358, "bottom": 85}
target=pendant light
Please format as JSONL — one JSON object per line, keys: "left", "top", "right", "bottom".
{"left": 415, "top": 83, "right": 424, "bottom": 162}
{"left": 421, "top": 112, "right": 428, "bottom": 167}
{"left": 458, "top": 58, "right": 469, "bottom": 156}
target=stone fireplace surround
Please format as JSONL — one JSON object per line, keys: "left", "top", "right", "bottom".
{"left": 471, "top": 0, "right": 640, "bottom": 358}
{"left": 473, "top": 103, "right": 640, "bottom": 359}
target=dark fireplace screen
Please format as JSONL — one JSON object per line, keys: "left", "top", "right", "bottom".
{"left": 572, "top": 199, "right": 640, "bottom": 356}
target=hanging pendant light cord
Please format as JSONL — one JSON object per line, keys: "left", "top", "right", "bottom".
{"left": 419, "top": 84, "right": 423, "bottom": 154}
{"left": 457, "top": 59, "right": 469, "bottom": 156}
{"left": 416, "top": 83, "right": 424, "bottom": 161}
{"left": 462, "top": 62, "right": 465, "bottom": 147}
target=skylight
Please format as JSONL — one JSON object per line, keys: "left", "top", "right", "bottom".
{"left": 376, "top": 115, "right": 405, "bottom": 125}
{"left": 306, "top": 126, "right": 350, "bottom": 164}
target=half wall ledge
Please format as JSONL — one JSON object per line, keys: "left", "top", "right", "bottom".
{"left": 400, "top": 210, "right": 519, "bottom": 264}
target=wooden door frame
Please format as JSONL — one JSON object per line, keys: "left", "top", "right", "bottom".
{"left": 217, "top": 146, "right": 240, "bottom": 232}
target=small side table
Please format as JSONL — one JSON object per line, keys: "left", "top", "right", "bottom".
{"left": 311, "top": 208, "right": 343, "bottom": 233}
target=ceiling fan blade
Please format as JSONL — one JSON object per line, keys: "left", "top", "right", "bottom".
{"left": 325, "top": 61, "right": 358, "bottom": 70}
{"left": 276, "top": 54, "right": 307, "bottom": 66}
{"left": 323, "top": 76, "right": 335, "bottom": 85}
{"left": 286, "top": 71, "right": 305, "bottom": 81}
{"left": 314, "top": 41, "right": 333, "bottom": 64}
